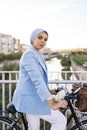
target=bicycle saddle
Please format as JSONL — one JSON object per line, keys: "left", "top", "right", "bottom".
{"left": 7, "top": 103, "right": 17, "bottom": 113}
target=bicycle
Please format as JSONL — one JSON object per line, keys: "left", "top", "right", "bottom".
{"left": 0, "top": 82, "right": 87, "bottom": 130}
{"left": 55, "top": 82, "right": 87, "bottom": 130}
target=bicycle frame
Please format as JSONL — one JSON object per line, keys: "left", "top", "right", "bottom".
{"left": 66, "top": 100, "right": 81, "bottom": 129}
{"left": 19, "top": 113, "right": 28, "bottom": 130}
{"left": 61, "top": 85, "right": 86, "bottom": 130}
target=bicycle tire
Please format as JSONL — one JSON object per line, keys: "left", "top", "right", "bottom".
{"left": 70, "top": 119, "right": 87, "bottom": 130}
{"left": 0, "top": 116, "right": 21, "bottom": 130}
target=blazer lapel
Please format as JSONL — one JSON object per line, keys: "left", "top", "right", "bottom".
{"left": 31, "top": 46, "right": 47, "bottom": 73}
{"left": 37, "top": 54, "right": 47, "bottom": 73}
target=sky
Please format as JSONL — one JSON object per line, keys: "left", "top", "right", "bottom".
{"left": 0, "top": 0, "right": 87, "bottom": 50}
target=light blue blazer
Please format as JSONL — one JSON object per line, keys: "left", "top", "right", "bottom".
{"left": 12, "top": 46, "right": 51, "bottom": 115}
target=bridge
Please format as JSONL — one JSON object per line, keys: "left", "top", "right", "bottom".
{"left": 43, "top": 53, "right": 61, "bottom": 60}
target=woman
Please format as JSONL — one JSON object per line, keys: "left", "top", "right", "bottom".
{"left": 12, "top": 28, "right": 68, "bottom": 130}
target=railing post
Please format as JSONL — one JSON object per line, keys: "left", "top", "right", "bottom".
{"left": 9, "top": 72, "right": 12, "bottom": 103}
{"left": 2, "top": 72, "right": 5, "bottom": 115}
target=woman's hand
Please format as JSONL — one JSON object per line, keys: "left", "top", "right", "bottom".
{"left": 57, "top": 100, "right": 68, "bottom": 109}
{"left": 46, "top": 98, "right": 68, "bottom": 110}
{"left": 48, "top": 88, "right": 57, "bottom": 95}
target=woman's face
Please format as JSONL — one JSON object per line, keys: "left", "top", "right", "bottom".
{"left": 32, "top": 32, "right": 48, "bottom": 51}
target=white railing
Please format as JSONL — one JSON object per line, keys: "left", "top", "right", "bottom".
{"left": 0, "top": 70, "right": 87, "bottom": 111}
{"left": 0, "top": 71, "right": 87, "bottom": 130}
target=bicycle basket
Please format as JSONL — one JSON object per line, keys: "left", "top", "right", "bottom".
{"left": 72, "top": 83, "right": 87, "bottom": 111}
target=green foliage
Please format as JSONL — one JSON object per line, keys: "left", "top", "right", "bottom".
{"left": 61, "top": 55, "right": 71, "bottom": 67}
{"left": 40, "top": 119, "right": 51, "bottom": 130}
{"left": 2, "top": 61, "right": 19, "bottom": 71}
{"left": 2, "top": 61, "right": 19, "bottom": 80}
{"left": 0, "top": 52, "right": 22, "bottom": 61}
{"left": 0, "top": 53, "right": 6, "bottom": 62}
{"left": 0, "top": 60, "right": 18, "bottom": 109}
{"left": 0, "top": 84, "right": 16, "bottom": 110}
{"left": 72, "top": 53, "right": 87, "bottom": 66}
{"left": 61, "top": 67, "right": 72, "bottom": 80}
{"left": 60, "top": 55, "right": 71, "bottom": 79}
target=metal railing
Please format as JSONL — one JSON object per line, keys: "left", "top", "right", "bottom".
{"left": 0, "top": 70, "right": 87, "bottom": 111}
{"left": 0, "top": 71, "right": 87, "bottom": 130}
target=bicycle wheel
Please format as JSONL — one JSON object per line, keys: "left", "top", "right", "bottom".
{"left": 0, "top": 116, "right": 21, "bottom": 130}
{"left": 70, "top": 120, "right": 87, "bottom": 130}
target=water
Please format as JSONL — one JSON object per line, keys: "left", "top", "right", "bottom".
{"left": 46, "top": 57, "right": 72, "bottom": 100}
{"left": 46, "top": 58, "right": 63, "bottom": 81}
{"left": 46, "top": 58, "right": 65, "bottom": 100}
{"left": 46, "top": 58, "right": 63, "bottom": 72}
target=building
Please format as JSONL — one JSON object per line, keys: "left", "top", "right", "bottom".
{"left": 0, "top": 33, "right": 20, "bottom": 54}
{"left": 18, "top": 43, "right": 30, "bottom": 52}
{"left": 0, "top": 32, "right": 53, "bottom": 54}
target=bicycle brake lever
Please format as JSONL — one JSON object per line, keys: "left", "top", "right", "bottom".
{"left": 55, "top": 86, "right": 63, "bottom": 93}
{"left": 73, "top": 87, "right": 81, "bottom": 94}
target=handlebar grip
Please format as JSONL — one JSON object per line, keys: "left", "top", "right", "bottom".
{"left": 55, "top": 89, "right": 60, "bottom": 93}
{"left": 64, "top": 96, "right": 70, "bottom": 102}
{"left": 55, "top": 87, "right": 63, "bottom": 93}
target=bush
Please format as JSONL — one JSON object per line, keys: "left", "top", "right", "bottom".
{"left": 72, "top": 54, "right": 87, "bottom": 66}
{"left": 61, "top": 67, "right": 72, "bottom": 80}
{"left": 0, "top": 52, "right": 22, "bottom": 61}
{"left": 2, "top": 61, "right": 19, "bottom": 79}
{"left": 61, "top": 55, "right": 71, "bottom": 67}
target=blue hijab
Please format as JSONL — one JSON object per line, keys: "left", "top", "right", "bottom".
{"left": 30, "top": 28, "right": 48, "bottom": 44}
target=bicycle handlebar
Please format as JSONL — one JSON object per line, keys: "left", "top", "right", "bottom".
{"left": 55, "top": 82, "right": 85, "bottom": 103}
{"left": 56, "top": 82, "right": 83, "bottom": 94}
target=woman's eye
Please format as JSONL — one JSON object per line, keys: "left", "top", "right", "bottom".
{"left": 38, "top": 36, "right": 43, "bottom": 40}
{"left": 38, "top": 36, "right": 48, "bottom": 42}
